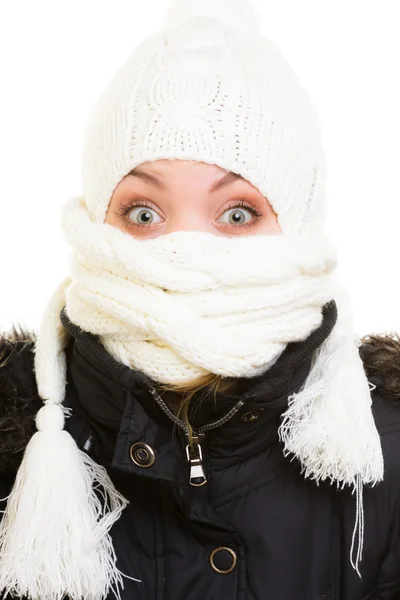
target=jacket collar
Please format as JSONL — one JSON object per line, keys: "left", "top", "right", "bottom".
{"left": 60, "top": 300, "right": 338, "bottom": 467}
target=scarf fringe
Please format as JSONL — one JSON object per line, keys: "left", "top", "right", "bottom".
{"left": 0, "top": 207, "right": 384, "bottom": 597}
{"left": 350, "top": 474, "right": 365, "bottom": 579}
{"left": 0, "top": 414, "right": 135, "bottom": 600}
{"left": 278, "top": 284, "right": 384, "bottom": 579}
{"left": 0, "top": 278, "right": 138, "bottom": 600}
{"left": 279, "top": 325, "right": 384, "bottom": 487}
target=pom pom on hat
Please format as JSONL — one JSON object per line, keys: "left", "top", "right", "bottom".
{"left": 81, "top": 0, "right": 326, "bottom": 235}
{"left": 164, "top": 0, "right": 261, "bottom": 34}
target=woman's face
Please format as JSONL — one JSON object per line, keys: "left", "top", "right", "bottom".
{"left": 105, "top": 159, "right": 281, "bottom": 238}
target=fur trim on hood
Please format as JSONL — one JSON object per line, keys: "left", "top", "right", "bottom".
{"left": 0, "top": 325, "right": 400, "bottom": 476}
{"left": 358, "top": 332, "right": 400, "bottom": 397}
{"left": 0, "top": 325, "right": 41, "bottom": 477}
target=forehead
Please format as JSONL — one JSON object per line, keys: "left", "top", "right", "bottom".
{"left": 127, "top": 160, "right": 248, "bottom": 192}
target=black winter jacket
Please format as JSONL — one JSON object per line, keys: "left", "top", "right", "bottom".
{"left": 2, "top": 300, "right": 400, "bottom": 600}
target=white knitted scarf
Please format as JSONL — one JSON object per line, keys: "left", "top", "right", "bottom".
{"left": 62, "top": 195, "right": 338, "bottom": 383}
{"left": 0, "top": 195, "right": 384, "bottom": 600}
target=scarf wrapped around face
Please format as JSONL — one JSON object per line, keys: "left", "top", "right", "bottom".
{"left": 60, "top": 195, "right": 338, "bottom": 383}
{"left": 0, "top": 195, "right": 384, "bottom": 600}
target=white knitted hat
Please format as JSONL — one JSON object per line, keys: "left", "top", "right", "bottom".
{"left": 81, "top": 0, "right": 327, "bottom": 235}
{"left": 0, "top": 2, "right": 382, "bottom": 600}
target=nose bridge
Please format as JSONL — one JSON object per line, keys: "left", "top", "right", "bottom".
{"left": 166, "top": 203, "right": 211, "bottom": 233}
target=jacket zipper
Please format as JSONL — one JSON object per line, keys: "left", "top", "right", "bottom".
{"left": 82, "top": 433, "right": 95, "bottom": 452}
{"left": 149, "top": 386, "right": 246, "bottom": 487}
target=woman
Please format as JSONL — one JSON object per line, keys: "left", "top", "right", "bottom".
{"left": 1, "top": 1, "right": 400, "bottom": 599}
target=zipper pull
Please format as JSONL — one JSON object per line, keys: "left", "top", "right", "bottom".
{"left": 185, "top": 434, "right": 207, "bottom": 487}
{"left": 82, "top": 433, "right": 95, "bottom": 453}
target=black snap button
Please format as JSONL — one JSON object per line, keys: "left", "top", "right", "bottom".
{"left": 209, "top": 547, "right": 237, "bottom": 574}
{"left": 240, "top": 408, "right": 264, "bottom": 423}
{"left": 129, "top": 442, "right": 155, "bottom": 468}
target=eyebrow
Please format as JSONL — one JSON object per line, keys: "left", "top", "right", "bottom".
{"left": 127, "top": 168, "right": 244, "bottom": 192}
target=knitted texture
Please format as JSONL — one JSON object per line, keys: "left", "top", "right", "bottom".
{"left": 80, "top": 1, "right": 326, "bottom": 235}
{"left": 26, "top": 194, "right": 382, "bottom": 581}
{"left": 0, "top": 191, "right": 383, "bottom": 597}
{"left": 55, "top": 195, "right": 337, "bottom": 384}
{"left": 0, "top": 1, "right": 384, "bottom": 598}
{"left": 26, "top": 192, "right": 383, "bottom": 495}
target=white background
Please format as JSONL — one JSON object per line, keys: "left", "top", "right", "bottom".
{"left": 0, "top": 0, "right": 399, "bottom": 336}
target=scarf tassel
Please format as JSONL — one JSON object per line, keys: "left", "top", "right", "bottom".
{"left": 0, "top": 402, "right": 138, "bottom": 600}
{"left": 279, "top": 311, "right": 384, "bottom": 578}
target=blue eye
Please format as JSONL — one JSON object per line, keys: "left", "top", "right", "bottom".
{"left": 115, "top": 200, "right": 164, "bottom": 228}
{"left": 115, "top": 198, "right": 264, "bottom": 229}
{"left": 218, "top": 206, "right": 255, "bottom": 226}
{"left": 127, "top": 205, "right": 163, "bottom": 226}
